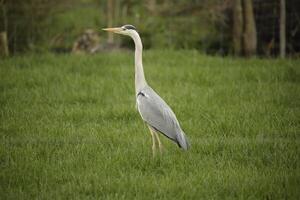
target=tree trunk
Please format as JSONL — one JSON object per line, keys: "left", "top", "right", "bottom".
{"left": 279, "top": 0, "right": 286, "bottom": 58}
{"left": 0, "top": 31, "right": 9, "bottom": 57}
{"left": 242, "top": 0, "right": 257, "bottom": 57}
{"left": 147, "top": 0, "right": 157, "bottom": 15}
{"left": 107, "top": 0, "right": 114, "bottom": 43}
{"left": 232, "top": 0, "right": 243, "bottom": 56}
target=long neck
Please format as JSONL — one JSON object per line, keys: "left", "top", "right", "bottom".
{"left": 131, "top": 31, "right": 147, "bottom": 94}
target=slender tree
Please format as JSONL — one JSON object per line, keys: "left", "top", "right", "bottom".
{"left": 0, "top": 32, "right": 9, "bottom": 57}
{"left": 232, "top": 0, "right": 243, "bottom": 56}
{"left": 107, "top": 0, "right": 114, "bottom": 43}
{"left": 0, "top": 0, "right": 9, "bottom": 56}
{"left": 147, "top": 0, "right": 157, "bottom": 15}
{"left": 242, "top": 0, "right": 257, "bottom": 57}
{"left": 279, "top": 0, "right": 286, "bottom": 58}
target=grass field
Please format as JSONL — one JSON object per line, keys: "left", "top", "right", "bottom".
{"left": 0, "top": 50, "right": 299, "bottom": 199}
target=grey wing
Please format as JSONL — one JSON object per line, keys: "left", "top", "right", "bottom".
{"left": 136, "top": 87, "right": 189, "bottom": 150}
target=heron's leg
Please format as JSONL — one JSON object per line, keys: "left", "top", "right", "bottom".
{"left": 148, "top": 127, "right": 156, "bottom": 157}
{"left": 153, "top": 131, "right": 163, "bottom": 153}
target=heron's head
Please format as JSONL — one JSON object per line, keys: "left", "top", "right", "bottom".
{"left": 102, "top": 24, "right": 137, "bottom": 36}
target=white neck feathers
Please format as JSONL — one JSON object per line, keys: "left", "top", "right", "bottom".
{"left": 130, "top": 31, "right": 147, "bottom": 95}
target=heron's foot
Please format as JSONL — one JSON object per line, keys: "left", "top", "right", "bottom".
{"left": 148, "top": 126, "right": 157, "bottom": 158}
{"left": 158, "top": 144, "right": 164, "bottom": 154}
{"left": 152, "top": 145, "right": 156, "bottom": 158}
{"left": 154, "top": 131, "right": 163, "bottom": 155}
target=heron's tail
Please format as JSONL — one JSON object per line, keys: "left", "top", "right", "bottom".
{"left": 176, "top": 131, "right": 190, "bottom": 150}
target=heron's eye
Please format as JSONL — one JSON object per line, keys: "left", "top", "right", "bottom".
{"left": 122, "top": 27, "right": 126, "bottom": 31}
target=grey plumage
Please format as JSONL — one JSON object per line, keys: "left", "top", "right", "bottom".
{"left": 137, "top": 86, "right": 189, "bottom": 150}
{"left": 103, "top": 24, "right": 190, "bottom": 154}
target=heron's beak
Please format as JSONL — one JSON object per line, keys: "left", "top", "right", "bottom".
{"left": 102, "top": 27, "right": 123, "bottom": 33}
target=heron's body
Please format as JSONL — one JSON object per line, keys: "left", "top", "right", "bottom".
{"left": 136, "top": 86, "right": 189, "bottom": 150}
{"left": 103, "top": 25, "right": 190, "bottom": 155}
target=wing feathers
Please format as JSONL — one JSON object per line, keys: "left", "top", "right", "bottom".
{"left": 137, "top": 86, "right": 190, "bottom": 150}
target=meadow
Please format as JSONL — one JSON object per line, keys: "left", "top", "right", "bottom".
{"left": 0, "top": 50, "right": 299, "bottom": 199}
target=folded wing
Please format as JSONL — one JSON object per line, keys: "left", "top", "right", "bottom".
{"left": 136, "top": 86, "right": 189, "bottom": 150}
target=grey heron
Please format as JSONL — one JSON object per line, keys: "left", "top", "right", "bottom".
{"left": 103, "top": 25, "right": 190, "bottom": 155}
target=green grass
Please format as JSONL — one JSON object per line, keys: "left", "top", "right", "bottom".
{"left": 0, "top": 50, "right": 299, "bottom": 199}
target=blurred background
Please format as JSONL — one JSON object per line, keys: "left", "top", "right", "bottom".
{"left": 0, "top": 0, "right": 299, "bottom": 57}
{"left": 1, "top": 1, "right": 300, "bottom": 198}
